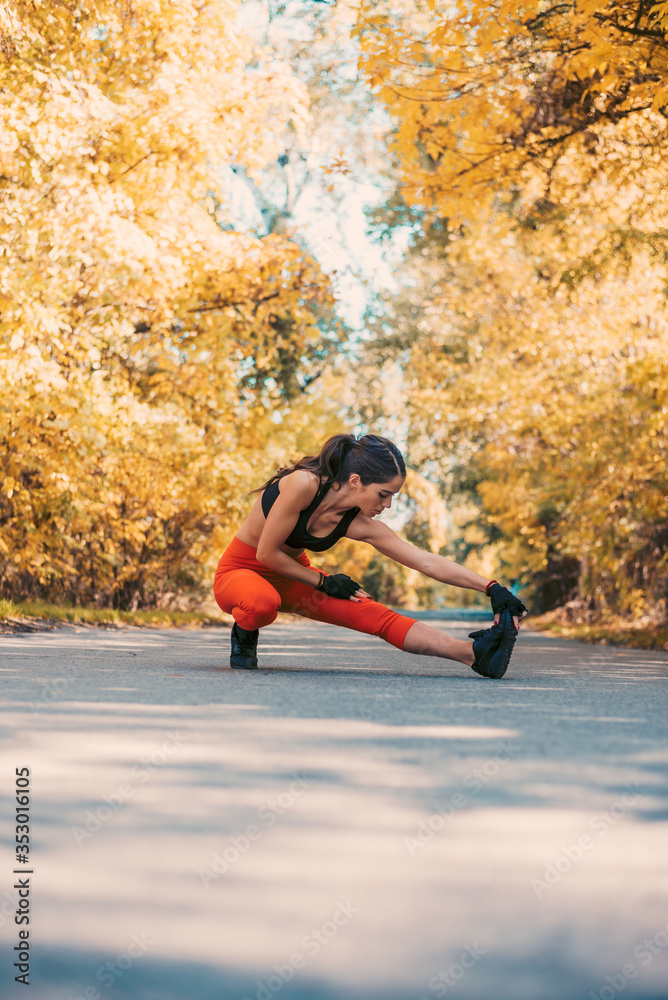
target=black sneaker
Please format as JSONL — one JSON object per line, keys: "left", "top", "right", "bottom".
{"left": 230, "top": 623, "right": 259, "bottom": 669}
{"left": 497, "top": 608, "right": 519, "bottom": 675}
{"left": 468, "top": 609, "right": 518, "bottom": 679}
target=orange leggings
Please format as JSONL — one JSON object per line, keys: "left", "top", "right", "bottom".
{"left": 214, "top": 537, "right": 417, "bottom": 650}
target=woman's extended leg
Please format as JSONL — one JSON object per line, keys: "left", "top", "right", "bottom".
{"left": 213, "top": 544, "right": 475, "bottom": 668}
{"left": 279, "top": 577, "right": 474, "bottom": 665}
{"left": 279, "top": 580, "right": 415, "bottom": 649}
{"left": 402, "top": 621, "right": 474, "bottom": 666}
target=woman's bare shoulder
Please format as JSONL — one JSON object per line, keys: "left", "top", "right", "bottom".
{"left": 273, "top": 469, "right": 321, "bottom": 502}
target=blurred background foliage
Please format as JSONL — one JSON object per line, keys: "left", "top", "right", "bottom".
{"left": 1, "top": 0, "right": 667, "bottom": 625}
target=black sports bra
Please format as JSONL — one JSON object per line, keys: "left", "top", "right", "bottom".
{"left": 261, "top": 477, "right": 360, "bottom": 552}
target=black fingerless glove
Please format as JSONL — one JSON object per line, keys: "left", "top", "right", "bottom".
{"left": 316, "top": 572, "right": 361, "bottom": 600}
{"left": 487, "top": 582, "right": 527, "bottom": 618}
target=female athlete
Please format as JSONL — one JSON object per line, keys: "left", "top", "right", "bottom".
{"left": 213, "top": 434, "right": 527, "bottom": 678}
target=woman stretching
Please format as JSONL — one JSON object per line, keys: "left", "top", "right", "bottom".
{"left": 214, "top": 434, "right": 527, "bottom": 678}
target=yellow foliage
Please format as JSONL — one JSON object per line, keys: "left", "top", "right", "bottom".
{"left": 361, "top": 202, "right": 668, "bottom": 616}
{"left": 355, "top": 0, "right": 668, "bottom": 221}
{"left": 0, "top": 0, "right": 345, "bottom": 607}
{"left": 353, "top": 0, "right": 668, "bottom": 619}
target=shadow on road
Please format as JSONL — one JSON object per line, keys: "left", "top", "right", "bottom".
{"left": 2, "top": 622, "right": 668, "bottom": 1000}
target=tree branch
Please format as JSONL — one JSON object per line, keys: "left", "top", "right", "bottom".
{"left": 229, "top": 163, "right": 275, "bottom": 234}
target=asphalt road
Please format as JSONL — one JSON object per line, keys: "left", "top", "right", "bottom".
{"left": 1, "top": 614, "right": 668, "bottom": 1000}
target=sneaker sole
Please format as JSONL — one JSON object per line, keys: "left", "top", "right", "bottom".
{"left": 488, "top": 609, "right": 518, "bottom": 679}
{"left": 470, "top": 610, "right": 518, "bottom": 679}
{"left": 230, "top": 660, "right": 258, "bottom": 669}
{"left": 470, "top": 623, "right": 504, "bottom": 678}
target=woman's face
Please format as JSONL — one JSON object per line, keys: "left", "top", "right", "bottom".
{"left": 350, "top": 473, "right": 405, "bottom": 518}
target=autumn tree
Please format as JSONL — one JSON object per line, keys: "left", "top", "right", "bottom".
{"left": 354, "top": 0, "right": 668, "bottom": 621}
{"left": 354, "top": 0, "right": 668, "bottom": 218}
{"left": 0, "top": 0, "right": 345, "bottom": 608}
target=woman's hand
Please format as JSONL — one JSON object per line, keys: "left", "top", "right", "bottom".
{"left": 487, "top": 583, "right": 528, "bottom": 629}
{"left": 317, "top": 573, "right": 371, "bottom": 602}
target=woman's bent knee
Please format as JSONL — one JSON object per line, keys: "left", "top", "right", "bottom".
{"left": 214, "top": 589, "right": 280, "bottom": 630}
{"left": 213, "top": 568, "right": 281, "bottom": 630}
{"left": 233, "top": 604, "right": 278, "bottom": 630}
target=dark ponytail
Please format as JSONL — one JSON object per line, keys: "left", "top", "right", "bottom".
{"left": 249, "top": 433, "right": 406, "bottom": 495}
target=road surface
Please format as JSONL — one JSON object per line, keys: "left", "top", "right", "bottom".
{"left": 1, "top": 615, "right": 667, "bottom": 1000}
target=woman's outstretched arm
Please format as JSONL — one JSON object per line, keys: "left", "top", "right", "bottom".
{"left": 347, "top": 516, "right": 526, "bottom": 627}
{"left": 349, "top": 516, "right": 489, "bottom": 592}
{"left": 347, "top": 515, "right": 527, "bottom": 629}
